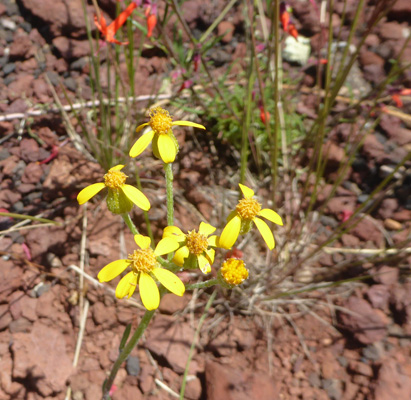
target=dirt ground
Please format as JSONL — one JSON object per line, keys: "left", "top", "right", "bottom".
{"left": 1, "top": 0, "right": 411, "bottom": 399}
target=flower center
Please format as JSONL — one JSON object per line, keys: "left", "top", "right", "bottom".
{"left": 221, "top": 258, "right": 248, "bottom": 286}
{"left": 236, "top": 198, "right": 261, "bottom": 220}
{"left": 128, "top": 248, "right": 157, "bottom": 273}
{"left": 149, "top": 107, "right": 173, "bottom": 135}
{"left": 185, "top": 231, "right": 208, "bottom": 255}
{"left": 104, "top": 170, "right": 127, "bottom": 190}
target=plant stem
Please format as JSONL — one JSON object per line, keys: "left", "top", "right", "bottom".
{"left": 185, "top": 279, "right": 218, "bottom": 290}
{"left": 122, "top": 213, "right": 139, "bottom": 236}
{"left": 102, "top": 309, "right": 155, "bottom": 399}
{"left": 165, "top": 163, "right": 174, "bottom": 226}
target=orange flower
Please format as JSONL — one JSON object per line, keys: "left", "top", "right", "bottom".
{"left": 280, "top": 10, "right": 290, "bottom": 32}
{"left": 146, "top": 12, "right": 157, "bottom": 38}
{"left": 391, "top": 93, "right": 403, "bottom": 108}
{"left": 94, "top": 2, "right": 137, "bottom": 45}
{"left": 288, "top": 23, "right": 298, "bottom": 40}
{"left": 259, "top": 106, "right": 270, "bottom": 124}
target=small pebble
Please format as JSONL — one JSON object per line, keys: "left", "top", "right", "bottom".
{"left": 126, "top": 356, "right": 140, "bottom": 376}
{"left": 384, "top": 218, "right": 402, "bottom": 230}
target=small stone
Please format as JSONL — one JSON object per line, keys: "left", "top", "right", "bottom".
{"left": 126, "top": 356, "right": 140, "bottom": 376}
{"left": 362, "top": 342, "right": 385, "bottom": 361}
{"left": 308, "top": 372, "right": 321, "bottom": 388}
{"left": 383, "top": 218, "right": 402, "bottom": 230}
{"left": 322, "top": 379, "right": 342, "bottom": 400}
{"left": 374, "top": 266, "right": 399, "bottom": 285}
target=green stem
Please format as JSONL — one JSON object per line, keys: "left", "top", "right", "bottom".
{"left": 185, "top": 279, "right": 218, "bottom": 291}
{"left": 102, "top": 309, "right": 155, "bottom": 399}
{"left": 165, "top": 163, "right": 174, "bottom": 226}
{"left": 122, "top": 213, "right": 139, "bottom": 236}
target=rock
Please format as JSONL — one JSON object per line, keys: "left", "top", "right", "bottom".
{"left": 12, "top": 321, "right": 73, "bottom": 395}
{"left": 9, "top": 292, "right": 37, "bottom": 321}
{"left": 19, "top": 138, "right": 41, "bottom": 163}
{"left": 145, "top": 315, "right": 195, "bottom": 374}
{"left": 362, "top": 342, "right": 385, "bottom": 361}
{"left": 19, "top": 0, "right": 93, "bottom": 38}
{"left": 366, "top": 285, "right": 390, "bottom": 309}
{"left": 52, "top": 36, "right": 91, "bottom": 60}
{"left": 9, "top": 34, "right": 33, "bottom": 59}
{"left": 339, "top": 296, "right": 388, "bottom": 344}
{"left": 359, "top": 50, "right": 385, "bottom": 67}
{"left": 126, "top": 356, "right": 140, "bottom": 376}
{"left": 322, "top": 378, "right": 342, "bottom": 400}
{"left": 91, "top": 302, "right": 117, "bottom": 326}
{"left": 362, "top": 134, "right": 385, "bottom": 161}
{"left": 374, "top": 266, "right": 399, "bottom": 285}
{"left": 362, "top": 64, "right": 386, "bottom": 85}
{"left": 0, "top": 189, "right": 22, "bottom": 208}
{"left": 373, "top": 357, "right": 411, "bottom": 400}
{"left": 351, "top": 217, "right": 384, "bottom": 247}
{"left": 348, "top": 360, "right": 373, "bottom": 377}
{"left": 21, "top": 162, "right": 44, "bottom": 184}
{"left": 7, "top": 73, "right": 34, "bottom": 101}
{"left": 379, "top": 22, "right": 409, "bottom": 41}
{"left": 377, "top": 197, "right": 398, "bottom": 219}
{"left": 388, "top": 0, "right": 411, "bottom": 19}
{"left": 24, "top": 226, "right": 68, "bottom": 260}
{"left": 383, "top": 218, "right": 402, "bottom": 230}
{"left": 158, "top": 292, "right": 190, "bottom": 315}
{"left": 0, "top": 260, "right": 21, "bottom": 299}
{"left": 204, "top": 360, "right": 281, "bottom": 400}
{"left": 218, "top": 21, "right": 235, "bottom": 43}
{"left": 0, "top": 304, "right": 12, "bottom": 331}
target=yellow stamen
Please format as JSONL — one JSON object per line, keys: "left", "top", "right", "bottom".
{"left": 149, "top": 107, "right": 173, "bottom": 135}
{"left": 221, "top": 258, "right": 248, "bottom": 286}
{"left": 104, "top": 170, "right": 127, "bottom": 190}
{"left": 128, "top": 248, "right": 156, "bottom": 273}
{"left": 236, "top": 198, "right": 261, "bottom": 220}
{"left": 186, "top": 231, "right": 208, "bottom": 255}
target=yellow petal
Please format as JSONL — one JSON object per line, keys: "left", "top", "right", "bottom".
{"left": 173, "top": 246, "right": 189, "bottom": 266}
{"left": 173, "top": 121, "right": 206, "bottom": 130}
{"left": 208, "top": 235, "right": 218, "bottom": 247}
{"left": 198, "top": 222, "right": 216, "bottom": 237}
{"left": 98, "top": 259, "right": 129, "bottom": 282}
{"left": 139, "top": 272, "right": 160, "bottom": 310}
{"left": 163, "top": 226, "right": 185, "bottom": 241}
{"left": 154, "top": 237, "right": 179, "bottom": 256}
{"left": 239, "top": 183, "right": 254, "bottom": 198}
{"left": 136, "top": 122, "right": 150, "bottom": 133}
{"left": 219, "top": 215, "right": 241, "bottom": 249}
{"left": 77, "top": 182, "right": 105, "bottom": 205}
{"left": 197, "top": 254, "right": 211, "bottom": 274}
{"left": 157, "top": 134, "right": 176, "bottom": 163}
{"left": 115, "top": 271, "right": 137, "bottom": 299}
{"left": 109, "top": 165, "right": 125, "bottom": 171}
{"left": 134, "top": 234, "right": 151, "bottom": 249}
{"left": 254, "top": 217, "right": 275, "bottom": 250}
{"left": 258, "top": 208, "right": 283, "bottom": 226}
{"left": 121, "top": 185, "right": 151, "bottom": 211}
{"left": 152, "top": 268, "right": 185, "bottom": 296}
{"left": 129, "top": 130, "right": 155, "bottom": 158}
{"left": 205, "top": 248, "right": 215, "bottom": 264}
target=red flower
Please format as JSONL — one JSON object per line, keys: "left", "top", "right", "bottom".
{"left": 94, "top": 2, "right": 137, "bottom": 45}
{"left": 146, "top": 13, "right": 157, "bottom": 38}
{"left": 259, "top": 106, "right": 270, "bottom": 124}
{"left": 391, "top": 93, "right": 403, "bottom": 108}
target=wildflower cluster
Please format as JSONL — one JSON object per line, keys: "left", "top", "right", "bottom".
{"left": 77, "top": 106, "right": 283, "bottom": 311}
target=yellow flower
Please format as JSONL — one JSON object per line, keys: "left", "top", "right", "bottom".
{"left": 219, "top": 184, "right": 283, "bottom": 250}
{"left": 129, "top": 106, "right": 206, "bottom": 163}
{"left": 163, "top": 222, "right": 218, "bottom": 274}
{"left": 77, "top": 165, "right": 150, "bottom": 214}
{"left": 98, "top": 234, "right": 185, "bottom": 310}
{"left": 218, "top": 258, "right": 249, "bottom": 287}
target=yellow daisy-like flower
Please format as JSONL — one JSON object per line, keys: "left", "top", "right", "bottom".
{"left": 219, "top": 184, "right": 283, "bottom": 250}
{"left": 97, "top": 234, "right": 185, "bottom": 310}
{"left": 163, "top": 222, "right": 218, "bottom": 274}
{"left": 218, "top": 258, "right": 249, "bottom": 287}
{"left": 129, "top": 106, "right": 206, "bottom": 163}
{"left": 77, "top": 165, "right": 150, "bottom": 214}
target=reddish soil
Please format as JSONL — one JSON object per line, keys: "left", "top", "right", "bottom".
{"left": 1, "top": 1, "right": 411, "bottom": 399}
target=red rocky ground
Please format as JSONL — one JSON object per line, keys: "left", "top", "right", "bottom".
{"left": 1, "top": 0, "right": 411, "bottom": 399}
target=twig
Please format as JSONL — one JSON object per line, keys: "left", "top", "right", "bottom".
{"left": 0, "top": 94, "right": 173, "bottom": 122}
{"left": 155, "top": 379, "right": 180, "bottom": 398}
